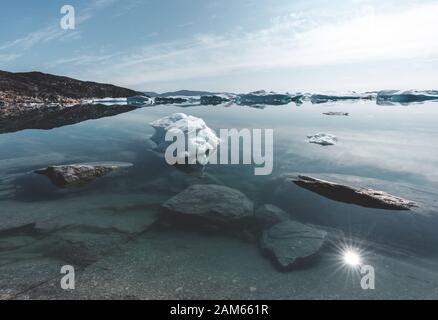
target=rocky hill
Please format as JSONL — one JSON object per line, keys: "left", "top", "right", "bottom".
{"left": 0, "top": 70, "right": 143, "bottom": 104}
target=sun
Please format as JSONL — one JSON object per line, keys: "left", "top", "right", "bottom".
{"left": 342, "top": 249, "right": 362, "bottom": 267}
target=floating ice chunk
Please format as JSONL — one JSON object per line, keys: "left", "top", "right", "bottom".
{"left": 377, "top": 90, "right": 438, "bottom": 104}
{"left": 307, "top": 133, "right": 338, "bottom": 146}
{"left": 150, "top": 113, "right": 220, "bottom": 165}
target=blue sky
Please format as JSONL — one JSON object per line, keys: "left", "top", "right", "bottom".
{"left": 1, "top": 0, "right": 438, "bottom": 92}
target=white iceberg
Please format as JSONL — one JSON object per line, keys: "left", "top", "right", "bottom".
{"left": 307, "top": 133, "right": 338, "bottom": 146}
{"left": 150, "top": 113, "right": 220, "bottom": 165}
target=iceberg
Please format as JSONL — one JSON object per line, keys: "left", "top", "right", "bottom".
{"left": 377, "top": 90, "right": 438, "bottom": 105}
{"left": 90, "top": 97, "right": 127, "bottom": 105}
{"left": 127, "top": 95, "right": 153, "bottom": 106}
{"left": 200, "top": 95, "right": 230, "bottom": 105}
{"left": 310, "top": 92, "right": 373, "bottom": 104}
{"left": 149, "top": 113, "right": 220, "bottom": 165}
{"left": 307, "top": 133, "right": 338, "bottom": 146}
{"left": 154, "top": 97, "right": 188, "bottom": 105}
{"left": 236, "top": 90, "right": 303, "bottom": 106}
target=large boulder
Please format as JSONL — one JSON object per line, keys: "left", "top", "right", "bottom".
{"left": 161, "top": 184, "right": 254, "bottom": 229}
{"left": 260, "top": 220, "right": 327, "bottom": 270}
{"left": 35, "top": 162, "right": 131, "bottom": 188}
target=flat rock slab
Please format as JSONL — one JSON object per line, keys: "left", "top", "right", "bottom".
{"left": 35, "top": 162, "right": 132, "bottom": 188}
{"left": 294, "top": 175, "right": 418, "bottom": 210}
{"left": 260, "top": 221, "right": 327, "bottom": 270}
{"left": 162, "top": 184, "right": 254, "bottom": 227}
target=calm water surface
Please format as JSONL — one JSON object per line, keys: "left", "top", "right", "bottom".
{"left": 1, "top": 101, "right": 438, "bottom": 299}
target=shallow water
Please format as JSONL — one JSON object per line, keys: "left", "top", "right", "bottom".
{"left": 1, "top": 101, "right": 438, "bottom": 299}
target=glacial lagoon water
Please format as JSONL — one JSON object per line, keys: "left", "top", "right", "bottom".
{"left": 1, "top": 100, "right": 438, "bottom": 299}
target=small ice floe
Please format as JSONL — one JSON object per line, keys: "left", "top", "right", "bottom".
{"left": 150, "top": 113, "right": 220, "bottom": 165}
{"left": 323, "top": 111, "right": 349, "bottom": 116}
{"left": 307, "top": 133, "right": 338, "bottom": 146}
{"left": 377, "top": 90, "right": 438, "bottom": 105}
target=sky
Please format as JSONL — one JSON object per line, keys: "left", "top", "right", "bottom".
{"left": 0, "top": 0, "right": 438, "bottom": 93}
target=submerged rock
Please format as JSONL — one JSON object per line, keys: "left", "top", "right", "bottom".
{"left": 323, "top": 111, "right": 349, "bottom": 116}
{"left": 307, "top": 133, "right": 338, "bottom": 146}
{"left": 260, "top": 220, "right": 327, "bottom": 270}
{"left": 294, "top": 175, "right": 418, "bottom": 210}
{"left": 161, "top": 184, "right": 254, "bottom": 228}
{"left": 35, "top": 162, "right": 131, "bottom": 188}
{"left": 255, "top": 204, "right": 290, "bottom": 229}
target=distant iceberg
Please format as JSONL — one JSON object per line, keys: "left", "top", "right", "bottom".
{"left": 127, "top": 95, "right": 153, "bottom": 106}
{"left": 377, "top": 90, "right": 438, "bottom": 105}
{"left": 236, "top": 90, "right": 303, "bottom": 106}
{"left": 310, "top": 92, "right": 373, "bottom": 104}
{"left": 200, "top": 95, "right": 230, "bottom": 105}
{"left": 149, "top": 113, "right": 220, "bottom": 165}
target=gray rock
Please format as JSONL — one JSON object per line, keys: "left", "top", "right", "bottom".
{"left": 260, "top": 221, "right": 327, "bottom": 269}
{"left": 294, "top": 175, "right": 418, "bottom": 210}
{"left": 255, "top": 204, "right": 290, "bottom": 229}
{"left": 162, "top": 184, "right": 254, "bottom": 227}
{"left": 35, "top": 162, "right": 131, "bottom": 188}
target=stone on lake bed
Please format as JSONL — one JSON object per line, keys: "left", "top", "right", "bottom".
{"left": 161, "top": 184, "right": 254, "bottom": 228}
{"left": 307, "top": 133, "right": 338, "bottom": 146}
{"left": 255, "top": 204, "right": 290, "bottom": 229}
{"left": 35, "top": 162, "right": 132, "bottom": 188}
{"left": 260, "top": 220, "right": 328, "bottom": 270}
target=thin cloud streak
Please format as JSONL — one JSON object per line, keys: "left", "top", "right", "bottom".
{"left": 70, "top": 2, "right": 438, "bottom": 88}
